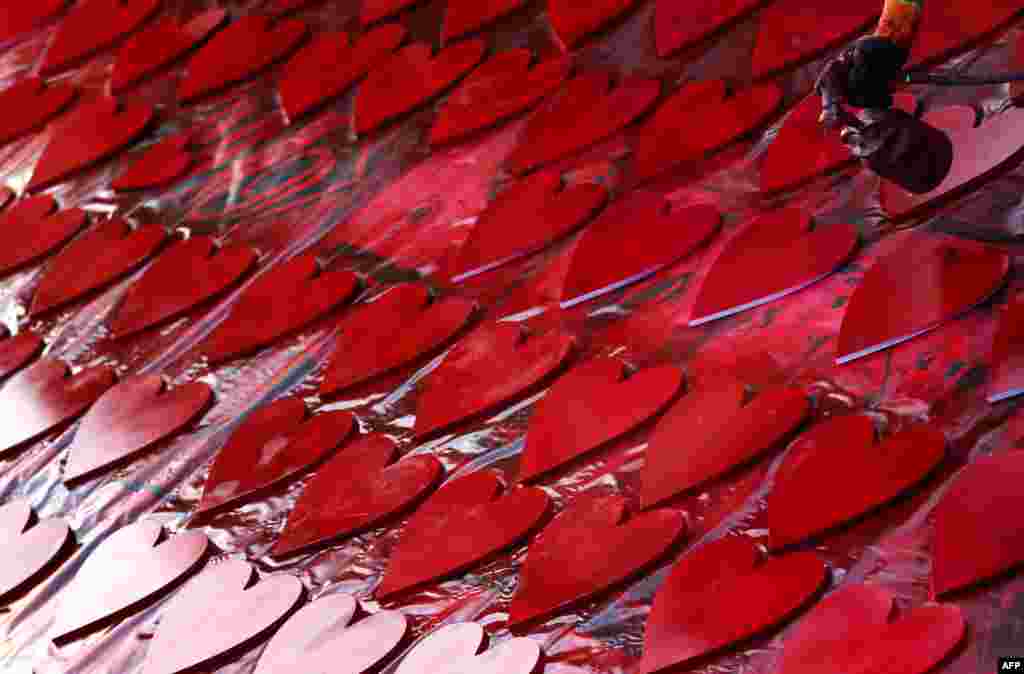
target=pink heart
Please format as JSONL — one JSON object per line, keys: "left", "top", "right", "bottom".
{"left": 394, "top": 622, "right": 541, "bottom": 674}
{"left": 0, "top": 501, "right": 70, "bottom": 602}
{"left": 40, "top": 0, "right": 161, "bottom": 76}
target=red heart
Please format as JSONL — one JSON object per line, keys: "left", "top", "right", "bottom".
{"left": 634, "top": 80, "right": 783, "bottom": 182}
{"left": 931, "top": 451, "right": 1024, "bottom": 597}
{"left": 689, "top": 209, "right": 859, "bottom": 325}
{"left": 508, "top": 495, "right": 686, "bottom": 628}
{"left": 278, "top": 24, "right": 406, "bottom": 123}
{"left": 414, "top": 322, "right": 574, "bottom": 439}
{"left": 559, "top": 195, "right": 720, "bottom": 308}
{"left": 111, "top": 133, "right": 195, "bottom": 192}
{"left": 0, "top": 501, "right": 70, "bottom": 602}
{"left": 443, "top": 0, "right": 526, "bottom": 43}
{"left": 53, "top": 521, "right": 208, "bottom": 643}
{"left": 908, "top": 0, "right": 1021, "bottom": 69}
{"left": 376, "top": 470, "right": 550, "bottom": 599}
{"left": 109, "top": 236, "right": 259, "bottom": 339}
{"left": 319, "top": 284, "right": 476, "bottom": 397}
{"left": 394, "top": 622, "right": 541, "bottom": 674}
{"left": 449, "top": 170, "right": 607, "bottom": 282}
{"left": 987, "top": 294, "right": 1024, "bottom": 403}
{"left": 835, "top": 235, "right": 1008, "bottom": 364}
{"left": 635, "top": 537, "right": 827, "bottom": 674}
{"left": 110, "top": 10, "right": 228, "bottom": 93}
{"left": 655, "top": 0, "right": 765, "bottom": 57}
{"left": 549, "top": 0, "right": 640, "bottom": 49}
{"left": 641, "top": 377, "right": 809, "bottom": 509}
{"left": 26, "top": 98, "right": 154, "bottom": 193}
{"left": 0, "top": 78, "right": 77, "bottom": 147}
{"left": 271, "top": 435, "right": 444, "bottom": 558}
{"left": 178, "top": 14, "right": 309, "bottom": 104}
{"left": 0, "top": 332, "right": 44, "bottom": 380}
{"left": 429, "top": 50, "right": 571, "bottom": 147}
{"left": 63, "top": 375, "right": 213, "bottom": 484}
{"left": 40, "top": 0, "right": 161, "bottom": 76}
{"left": 750, "top": 0, "right": 878, "bottom": 80}
{"left": 768, "top": 415, "right": 945, "bottom": 549}
{"left": 0, "top": 359, "right": 116, "bottom": 458}
{"left": 361, "top": 0, "right": 421, "bottom": 25}
{"left": 0, "top": 187, "right": 12, "bottom": 209}
{"left": 355, "top": 40, "right": 486, "bottom": 135}
{"left": 30, "top": 219, "right": 167, "bottom": 317}
{"left": 199, "top": 252, "right": 360, "bottom": 365}
{"left": 519, "top": 358, "right": 683, "bottom": 482}
{"left": 195, "top": 398, "right": 356, "bottom": 518}
{"left": 506, "top": 72, "right": 660, "bottom": 175}
{"left": 0, "top": 195, "right": 87, "bottom": 278}
{"left": 0, "top": 2, "right": 67, "bottom": 43}
{"left": 139, "top": 560, "right": 304, "bottom": 674}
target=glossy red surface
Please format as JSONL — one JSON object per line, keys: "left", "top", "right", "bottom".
{"left": 443, "top": 0, "right": 527, "bottom": 42}
{"left": 0, "top": 2, "right": 66, "bottom": 43}
{"left": 40, "top": 0, "right": 161, "bottom": 76}
{"left": 908, "top": 0, "right": 1022, "bottom": 68}
{"left": 0, "top": 195, "right": 88, "bottom": 278}
{"left": 987, "top": 293, "right": 1024, "bottom": 403}
{"left": 549, "top": 0, "right": 640, "bottom": 49}
{"left": 394, "top": 622, "right": 541, "bottom": 674}
{"left": 0, "top": 332, "right": 44, "bottom": 380}
{"left": 655, "top": 0, "right": 766, "bottom": 57}
{"left": 111, "top": 133, "right": 195, "bottom": 191}
{"left": 0, "top": 501, "right": 70, "bottom": 602}
{"left": 0, "top": 78, "right": 77, "bottom": 148}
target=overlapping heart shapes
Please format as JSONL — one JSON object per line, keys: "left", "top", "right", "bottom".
{"left": 0, "top": 501, "right": 71, "bottom": 603}
{"left": 0, "top": 332, "right": 44, "bottom": 380}
{"left": 0, "top": 195, "right": 88, "bottom": 278}
{"left": 395, "top": 622, "right": 541, "bottom": 674}
{"left": 0, "top": 78, "right": 77, "bottom": 147}
{"left": 40, "top": 0, "right": 161, "bottom": 76}
{"left": 111, "top": 133, "right": 196, "bottom": 192}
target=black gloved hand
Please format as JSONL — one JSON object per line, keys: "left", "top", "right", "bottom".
{"left": 816, "top": 36, "right": 909, "bottom": 119}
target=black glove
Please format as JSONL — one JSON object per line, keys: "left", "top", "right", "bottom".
{"left": 816, "top": 36, "right": 909, "bottom": 114}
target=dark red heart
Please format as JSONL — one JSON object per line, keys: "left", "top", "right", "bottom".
{"left": 0, "top": 359, "right": 116, "bottom": 458}
{"left": 0, "top": 501, "right": 70, "bottom": 602}
{"left": 53, "top": 521, "right": 208, "bottom": 643}
{"left": 109, "top": 236, "right": 259, "bottom": 339}
{"left": 178, "top": 14, "right": 309, "bottom": 104}
{"left": 195, "top": 398, "right": 356, "bottom": 518}
{"left": 110, "top": 10, "right": 228, "bottom": 93}
{"left": 508, "top": 494, "right": 686, "bottom": 628}
{"left": 835, "top": 235, "right": 1008, "bottom": 364}
{"left": 26, "top": 98, "right": 154, "bottom": 193}
{"left": 414, "top": 322, "right": 574, "bottom": 439}
{"left": 376, "top": 470, "right": 551, "bottom": 599}
{"left": 655, "top": 0, "right": 765, "bottom": 57}
{"left": 139, "top": 560, "right": 304, "bottom": 674}
{"left": 768, "top": 415, "right": 945, "bottom": 549}
{"left": 40, "top": 0, "right": 161, "bottom": 76}
{"left": 449, "top": 170, "right": 607, "bottom": 282}
{"left": 429, "top": 49, "right": 571, "bottom": 147}
{"left": 278, "top": 24, "right": 406, "bottom": 123}
{"left": 319, "top": 284, "right": 476, "bottom": 397}
{"left": 635, "top": 537, "right": 827, "bottom": 674}
{"left": 0, "top": 195, "right": 87, "bottom": 278}
{"left": 442, "top": 0, "right": 526, "bottom": 43}
{"left": 519, "top": 358, "right": 683, "bottom": 482}
{"left": 0, "top": 2, "right": 67, "bottom": 43}
{"left": 271, "top": 435, "right": 444, "bottom": 558}
{"left": 0, "top": 332, "right": 44, "bottom": 380}
{"left": 908, "top": 0, "right": 1021, "bottom": 69}
{"left": 0, "top": 78, "right": 77, "bottom": 147}
{"left": 30, "top": 219, "right": 167, "bottom": 317}
{"left": 361, "top": 0, "right": 421, "bottom": 25}
{"left": 641, "top": 377, "right": 809, "bottom": 509}
{"left": 988, "top": 294, "right": 1024, "bottom": 403}
{"left": 63, "top": 375, "right": 213, "bottom": 484}
{"left": 634, "top": 80, "right": 783, "bottom": 182}
{"left": 355, "top": 39, "right": 486, "bottom": 135}
{"left": 549, "top": 0, "right": 640, "bottom": 49}
{"left": 506, "top": 72, "right": 660, "bottom": 175}
{"left": 393, "top": 622, "right": 541, "bottom": 674}
{"left": 111, "top": 133, "right": 195, "bottom": 192}
{"left": 198, "top": 252, "right": 360, "bottom": 365}
{"left": 689, "top": 209, "right": 859, "bottom": 325}
{"left": 559, "top": 195, "right": 720, "bottom": 308}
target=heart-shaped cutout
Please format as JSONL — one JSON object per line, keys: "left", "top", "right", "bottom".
{"left": 0, "top": 359, "right": 117, "bottom": 458}
{"left": 835, "top": 235, "right": 1009, "bottom": 364}
{"left": 429, "top": 49, "right": 571, "bottom": 147}
{"left": 0, "top": 501, "right": 71, "bottom": 603}
{"left": 278, "top": 24, "right": 406, "bottom": 123}
{"left": 394, "top": 622, "right": 541, "bottom": 674}
{"left": 443, "top": 0, "right": 527, "bottom": 43}
{"left": 109, "top": 235, "right": 259, "bottom": 339}
{"left": 111, "top": 133, "right": 196, "bottom": 192}
{"left": 634, "top": 80, "right": 783, "bottom": 183}
{"left": 549, "top": 0, "right": 640, "bottom": 49}
{"left": 414, "top": 322, "right": 574, "bottom": 439}
{"left": 0, "top": 332, "right": 44, "bottom": 380}
{"left": 195, "top": 398, "right": 356, "bottom": 518}
{"left": 449, "top": 170, "right": 607, "bottom": 282}
{"left": 768, "top": 415, "right": 945, "bottom": 549}
{"left": 111, "top": 10, "right": 228, "bottom": 93}
{"left": 40, "top": 0, "right": 161, "bottom": 76}
{"left": 26, "top": 98, "right": 154, "bottom": 193}
{"left": 641, "top": 377, "right": 809, "bottom": 509}
{"left": 0, "top": 2, "right": 67, "bottom": 43}
{"left": 0, "top": 195, "right": 88, "bottom": 278}
{"left": 361, "top": 0, "right": 421, "bottom": 25}
{"left": 506, "top": 72, "right": 660, "bottom": 175}
{"left": 987, "top": 293, "right": 1024, "bottom": 403}
{"left": 0, "top": 78, "right": 77, "bottom": 147}
{"left": 199, "top": 252, "right": 360, "bottom": 365}
{"left": 635, "top": 537, "right": 827, "bottom": 674}
{"left": 655, "top": 0, "right": 765, "bottom": 57}
{"left": 376, "top": 470, "right": 551, "bottom": 599}
{"left": 29, "top": 219, "right": 167, "bottom": 317}
{"left": 53, "top": 521, "right": 208, "bottom": 643}
{"left": 355, "top": 39, "right": 486, "bottom": 135}
{"left": 908, "top": 0, "right": 1021, "bottom": 69}
{"left": 509, "top": 494, "right": 686, "bottom": 628}
{"left": 559, "top": 195, "right": 721, "bottom": 308}
{"left": 271, "top": 435, "right": 444, "bottom": 558}
{"left": 63, "top": 375, "right": 213, "bottom": 484}
{"left": 140, "top": 560, "right": 304, "bottom": 674}
{"left": 319, "top": 284, "right": 477, "bottom": 397}
{"left": 519, "top": 358, "right": 683, "bottom": 482}
{"left": 689, "top": 209, "right": 859, "bottom": 325}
